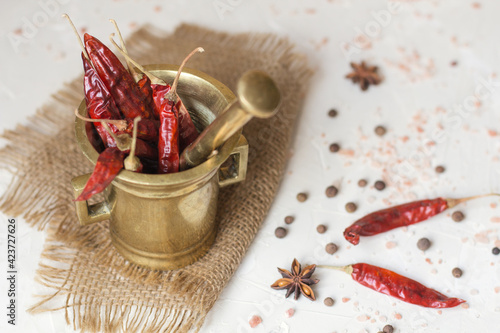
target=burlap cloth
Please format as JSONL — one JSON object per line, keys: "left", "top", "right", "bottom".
{"left": 0, "top": 24, "right": 312, "bottom": 332}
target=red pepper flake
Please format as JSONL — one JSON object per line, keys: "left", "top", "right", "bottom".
{"left": 248, "top": 315, "right": 262, "bottom": 328}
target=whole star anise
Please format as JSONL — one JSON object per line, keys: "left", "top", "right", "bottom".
{"left": 270, "top": 258, "right": 319, "bottom": 301}
{"left": 345, "top": 61, "right": 382, "bottom": 91}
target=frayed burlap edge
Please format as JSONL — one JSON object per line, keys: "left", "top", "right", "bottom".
{"left": 0, "top": 24, "right": 313, "bottom": 333}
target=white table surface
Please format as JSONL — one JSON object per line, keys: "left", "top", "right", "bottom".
{"left": 1, "top": 1, "right": 500, "bottom": 332}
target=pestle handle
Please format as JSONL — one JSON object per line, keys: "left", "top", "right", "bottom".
{"left": 179, "top": 70, "right": 281, "bottom": 170}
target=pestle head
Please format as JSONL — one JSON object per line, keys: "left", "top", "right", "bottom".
{"left": 237, "top": 70, "right": 281, "bottom": 119}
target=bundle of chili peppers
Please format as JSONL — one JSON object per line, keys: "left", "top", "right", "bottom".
{"left": 64, "top": 16, "right": 202, "bottom": 201}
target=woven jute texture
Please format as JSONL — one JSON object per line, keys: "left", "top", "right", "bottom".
{"left": 0, "top": 24, "right": 312, "bottom": 332}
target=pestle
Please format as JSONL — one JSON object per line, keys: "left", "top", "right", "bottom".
{"left": 179, "top": 70, "right": 281, "bottom": 170}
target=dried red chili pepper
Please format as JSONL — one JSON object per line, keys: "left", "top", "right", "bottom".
{"left": 85, "top": 121, "right": 105, "bottom": 152}
{"left": 162, "top": 47, "right": 203, "bottom": 151}
{"left": 82, "top": 54, "right": 123, "bottom": 148}
{"left": 176, "top": 99, "right": 199, "bottom": 151}
{"left": 133, "top": 139, "right": 157, "bottom": 160}
{"left": 157, "top": 98, "right": 179, "bottom": 174}
{"left": 319, "top": 263, "right": 465, "bottom": 308}
{"left": 75, "top": 147, "right": 125, "bottom": 201}
{"left": 344, "top": 194, "right": 498, "bottom": 245}
{"left": 150, "top": 83, "right": 198, "bottom": 151}
{"left": 138, "top": 74, "right": 155, "bottom": 114}
{"left": 124, "top": 117, "right": 158, "bottom": 142}
{"left": 76, "top": 110, "right": 157, "bottom": 161}
{"left": 151, "top": 84, "right": 170, "bottom": 119}
{"left": 84, "top": 33, "right": 153, "bottom": 120}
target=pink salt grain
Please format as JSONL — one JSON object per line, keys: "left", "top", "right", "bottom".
{"left": 285, "top": 308, "right": 295, "bottom": 318}
{"left": 494, "top": 287, "right": 500, "bottom": 294}
{"left": 386, "top": 241, "right": 397, "bottom": 249}
{"left": 475, "top": 232, "right": 490, "bottom": 243}
{"left": 339, "top": 149, "right": 355, "bottom": 157}
{"left": 490, "top": 217, "right": 500, "bottom": 223}
{"left": 394, "top": 312, "right": 403, "bottom": 320}
{"left": 357, "top": 314, "right": 370, "bottom": 321}
{"left": 342, "top": 297, "right": 351, "bottom": 303}
{"left": 461, "top": 303, "right": 470, "bottom": 309}
{"left": 249, "top": 315, "right": 262, "bottom": 328}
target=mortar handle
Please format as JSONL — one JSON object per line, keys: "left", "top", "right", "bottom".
{"left": 71, "top": 173, "right": 111, "bottom": 225}
{"left": 179, "top": 70, "right": 281, "bottom": 170}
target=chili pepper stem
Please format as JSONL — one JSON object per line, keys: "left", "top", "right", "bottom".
{"left": 124, "top": 117, "right": 142, "bottom": 171}
{"left": 74, "top": 109, "right": 127, "bottom": 131}
{"left": 317, "top": 264, "right": 354, "bottom": 275}
{"left": 101, "top": 122, "right": 132, "bottom": 152}
{"left": 446, "top": 193, "right": 500, "bottom": 209}
{"left": 109, "top": 34, "right": 166, "bottom": 85}
{"left": 62, "top": 14, "right": 91, "bottom": 63}
{"left": 109, "top": 19, "right": 142, "bottom": 82}
{"left": 166, "top": 47, "right": 205, "bottom": 102}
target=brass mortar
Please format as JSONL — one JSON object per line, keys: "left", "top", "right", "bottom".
{"left": 71, "top": 65, "right": 248, "bottom": 270}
